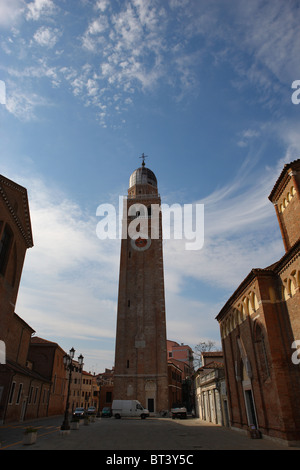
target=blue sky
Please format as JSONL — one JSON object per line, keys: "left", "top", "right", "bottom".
{"left": 1, "top": 0, "right": 300, "bottom": 373}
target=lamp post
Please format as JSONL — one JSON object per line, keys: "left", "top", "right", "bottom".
{"left": 96, "top": 375, "right": 101, "bottom": 418}
{"left": 61, "top": 348, "right": 84, "bottom": 431}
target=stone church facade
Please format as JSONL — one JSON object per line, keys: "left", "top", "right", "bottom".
{"left": 216, "top": 159, "right": 300, "bottom": 446}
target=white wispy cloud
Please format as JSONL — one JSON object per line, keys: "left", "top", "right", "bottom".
{"left": 5, "top": 82, "right": 51, "bottom": 120}
{"left": 33, "top": 25, "right": 61, "bottom": 48}
{"left": 2, "top": 0, "right": 299, "bottom": 126}
{"left": 26, "top": 0, "right": 58, "bottom": 21}
{"left": 237, "top": 128, "right": 261, "bottom": 148}
{"left": 81, "top": 0, "right": 167, "bottom": 93}
{"left": 234, "top": 0, "right": 300, "bottom": 84}
{"left": 164, "top": 154, "right": 285, "bottom": 288}
{"left": 95, "top": 0, "right": 109, "bottom": 13}
{"left": 211, "top": 0, "right": 300, "bottom": 108}
{"left": 0, "top": 0, "right": 25, "bottom": 28}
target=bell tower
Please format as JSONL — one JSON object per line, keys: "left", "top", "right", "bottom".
{"left": 114, "top": 157, "right": 169, "bottom": 414}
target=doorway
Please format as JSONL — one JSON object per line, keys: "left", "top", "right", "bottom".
{"left": 244, "top": 389, "right": 257, "bottom": 428}
{"left": 147, "top": 398, "right": 154, "bottom": 413}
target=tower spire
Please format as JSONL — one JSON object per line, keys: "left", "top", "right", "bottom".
{"left": 140, "top": 153, "right": 148, "bottom": 167}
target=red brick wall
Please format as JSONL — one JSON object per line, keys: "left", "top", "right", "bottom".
{"left": 218, "top": 160, "right": 300, "bottom": 444}
{"left": 114, "top": 181, "right": 169, "bottom": 412}
{"left": 0, "top": 176, "right": 33, "bottom": 364}
{"left": 29, "top": 342, "right": 67, "bottom": 416}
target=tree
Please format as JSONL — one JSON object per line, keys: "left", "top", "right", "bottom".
{"left": 193, "top": 340, "right": 217, "bottom": 369}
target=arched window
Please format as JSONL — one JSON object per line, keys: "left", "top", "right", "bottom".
{"left": 239, "top": 304, "right": 246, "bottom": 322}
{"left": 288, "top": 278, "right": 296, "bottom": 297}
{"left": 254, "top": 322, "right": 270, "bottom": 379}
{"left": 253, "top": 293, "right": 259, "bottom": 311}
{"left": 233, "top": 309, "right": 239, "bottom": 327}
{"left": 283, "top": 284, "right": 289, "bottom": 301}
{"left": 247, "top": 298, "right": 253, "bottom": 315}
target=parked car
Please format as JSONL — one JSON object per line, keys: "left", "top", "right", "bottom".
{"left": 171, "top": 404, "right": 187, "bottom": 419}
{"left": 101, "top": 407, "right": 112, "bottom": 417}
{"left": 73, "top": 407, "right": 86, "bottom": 418}
{"left": 87, "top": 406, "right": 96, "bottom": 415}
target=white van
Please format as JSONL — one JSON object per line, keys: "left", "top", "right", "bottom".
{"left": 112, "top": 400, "right": 150, "bottom": 419}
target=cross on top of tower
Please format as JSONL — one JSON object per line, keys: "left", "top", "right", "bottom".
{"left": 140, "top": 153, "right": 148, "bottom": 167}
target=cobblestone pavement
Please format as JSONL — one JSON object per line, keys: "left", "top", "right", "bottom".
{"left": 1, "top": 416, "right": 299, "bottom": 452}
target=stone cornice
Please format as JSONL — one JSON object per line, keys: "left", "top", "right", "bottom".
{"left": 0, "top": 175, "right": 34, "bottom": 248}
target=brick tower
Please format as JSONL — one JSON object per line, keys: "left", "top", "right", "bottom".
{"left": 114, "top": 158, "right": 169, "bottom": 414}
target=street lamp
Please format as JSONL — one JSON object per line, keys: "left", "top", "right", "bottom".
{"left": 61, "top": 348, "right": 84, "bottom": 431}
{"left": 96, "top": 375, "right": 101, "bottom": 418}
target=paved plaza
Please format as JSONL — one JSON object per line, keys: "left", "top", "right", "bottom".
{"left": 1, "top": 416, "right": 299, "bottom": 452}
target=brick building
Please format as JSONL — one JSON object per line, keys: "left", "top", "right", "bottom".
{"left": 194, "top": 351, "right": 228, "bottom": 426}
{"left": 167, "top": 340, "right": 194, "bottom": 379}
{"left": 167, "top": 361, "right": 183, "bottom": 409}
{"left": 0, "top": 175, "right": 70, "bottom": 423}
{"left": 97, "top": 368, "right": 114, "bottom": 413}
{"left": 81, "top": 371, "right": 96, "bottom": 409}
{"left": 0, "top": 316, "right": 51, "bottom": 423}
{"left": 28, "top": 337, "right": 67, "bottom": 416}
{"left": 68, "top": 359, "right": 84, "bottom": 412}
{"left": 216, "top": 159, "right": 300, "bottom": 446}
{"left": 0, "top": 175, "right": 51, "bottom": 423}
{"left": 167, "top": 340, "right": 194, "bottom": 411}
{"left": 114, "top": 160, "right": 169, "bottom": 414}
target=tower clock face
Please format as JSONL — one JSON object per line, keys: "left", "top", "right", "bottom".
{"left": 131, "top": 237, "right": 151, "bottom": 251}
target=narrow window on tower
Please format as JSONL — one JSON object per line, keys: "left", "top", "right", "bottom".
{"left": 128, "top": 251, "right": 131, "bottom": 259}
{"left": 128, "top": 300, "right": 130, "bottom": 307}
{"left": 0, "top": 225, "right": 13, "bottom": 276}
{"left": 126, "top": 360, "right": 129, "bottom": 368}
